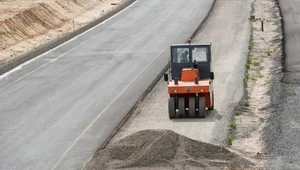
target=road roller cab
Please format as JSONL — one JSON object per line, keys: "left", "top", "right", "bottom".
{"left": 164, "top": 43, "right": 214, "bottom": 118}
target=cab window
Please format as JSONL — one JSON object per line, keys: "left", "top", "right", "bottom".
{"left": 192, "top": 47, "right": 207, "bottom": 62}
{"left": 172, "top": 48, "right": 190, "bottom": 63}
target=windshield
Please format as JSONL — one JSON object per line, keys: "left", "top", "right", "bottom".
{"left": 172, "top": 46, "right": 208, "bottom": 63}
{"left": 192, "top": 47, "right": 207, "bottom": 62}
{"left": 172, "top": 48, "right": 190, "bottom": 63}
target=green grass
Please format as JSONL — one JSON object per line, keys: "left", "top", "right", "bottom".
{"left": 247, "top": 57, "right": 252, "bottom": 65}
{"left": 253, "top": 61, "right": 260, "bottom": 66}
{"left": 244, "top": 100, "right": 250, "bottom": 107}
{"left": 245, "top": 63, "right": 250, "bottom": 69}
{"left": 244, "top": 72, "right": 249, "bottom": 87}
{"left": 235, "top": 111, "right": 242, "bottom": 116}
{"left": 248, "top": 41, "right": 254, "bottom": 50}
{"left": 266, "top": 50, "right": 273, "bottom": 57}
{"left": 250, "top": 76, "right": 257, "bottom": 81}
{"left": 0, "top": 31, "right": 8, "bottom": 36}
{"left": 245, "top": 72, "right": 249, "bottom": 79}
{"left": 243, "top": 77, "right": 248, "bottom": 87}
{"left": 230, "top": 122, "right": 237, "bottom": 129}
{"left": 227, "top": 136, "right": 233, "bottom": 146}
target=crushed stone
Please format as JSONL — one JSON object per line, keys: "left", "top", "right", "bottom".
{"left": 84, "top": 130, "right": 253, "bottom": 170}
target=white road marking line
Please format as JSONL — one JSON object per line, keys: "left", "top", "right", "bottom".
{"left": 0, "top": 1, "right": 145, "bottom": 140}
{"left": 50, "top": 49, "right": 164, "bottom": 170}
{"left": 50, "top": 1, "right": 201, "bottom": 169}
{"left": 0, "top": 0, "right": 140, "bottom": 91}
{"left": 0, "top": 38, "right": 93, "bottom": 92}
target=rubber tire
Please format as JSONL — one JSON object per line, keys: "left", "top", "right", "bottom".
{"left": 168, "top": 98, "right": 176, "bottom": 118}
{"left": 189, "top": 97, "right": 196, "bottom": 118}
{"left": 178, "top": 97, "right": 185, "bottom": 118}
{"left": 208, "top": 91, "right": 214, "bottom": 110}
{"left": 199, "top": 97, "right": 206, "bottom": 118}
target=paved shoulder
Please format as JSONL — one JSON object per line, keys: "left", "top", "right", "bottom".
{"left": 279, "top": 0, "right": 300, "bottom": 83}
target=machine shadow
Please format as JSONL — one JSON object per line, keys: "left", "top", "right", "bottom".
{"left": 171, "top": 109, "right": 222, "bottom": 123}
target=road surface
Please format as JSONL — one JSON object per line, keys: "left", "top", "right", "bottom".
{"left": 110, "top": 0, "right": 252, "bottom": 146}
{"left": 0, "top": 0, "right": 214, "bottom": 169}
{"left": 280, "top": 0, "right": 300, "bottom": 84}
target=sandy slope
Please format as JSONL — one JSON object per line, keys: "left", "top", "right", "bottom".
{"left": 0, "top": 0, "right": 127, "bottom": 64}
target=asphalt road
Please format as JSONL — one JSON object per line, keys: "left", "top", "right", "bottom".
{"left": 109, "top": 0, "right": 252, "bottom": 146}
{"left": 279, "top": 0, "right": 300, "bottom": 84}
{"left": 0, "top": 0, "right": 215, "bottom": 169}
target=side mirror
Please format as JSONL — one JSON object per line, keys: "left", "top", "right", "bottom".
{"left": 164, "top": 74, "right": 169, "bottom": 82}
{"left": 210, "top": 72, "right": 214, "bottom": 80}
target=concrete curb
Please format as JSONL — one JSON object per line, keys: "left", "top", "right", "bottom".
{"left": 0, "top": 0, "right": 137, "bottom": 75}
{"left": 97, "top": 0, "right": 217, "bottom": 152}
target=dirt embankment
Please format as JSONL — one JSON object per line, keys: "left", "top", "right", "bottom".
{"left": 0, "top": 0, "right": 127, "bottom": 64}
{"left": 84, "top": 130, "right": 253, "bottom": 170}
{"left": 230, "top": 0, "right": 283, "bottom": 168}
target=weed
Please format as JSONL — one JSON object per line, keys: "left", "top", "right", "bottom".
{"left": 245, "top": 63, "right": 250, "bottom": 69}
{"left": 0, "top": 31, "right": 8, "bottom": 36}
{"left": 245, "top": 72, "right": 249, "bottom": 79}
{"left": 253, "top": 61, "right": 260, "bottom": 66}
{"left": 244, "top": 100, "right": 250, "bottom": 107}
{"left": 266, "top": 50, "right": 272, "bottom": 56}
{"left": 236, "top": 111, "right": 242, "bottom": 116}
{"left": 230, "top": 122, "right": 237, "bottom": 129}
{"left": 250, "top": 76, "right": 257, "bottom": 81}
{"left": 248, "top": 41, "right": 254, "bottom": 50}
{"left": 227, "top": 136, "right": 233, "bottom": 146}
{"left": 243, "top": 77, "right": 248, "bottom": 87}
{"left": 258, "top": 73, "right": 264, "bottom": 78}
{"left": 247, "top": 57, "right": 252, "bottom": 65}
{"left": 245, "top": 57, "right": 252, "bottom": 69}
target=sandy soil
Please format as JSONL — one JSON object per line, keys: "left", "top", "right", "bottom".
{"left": 230, "top": 0, "right": 283, "bottom": 168}
{"left": 0, "top": 0, "right": 128, "bottom": 64}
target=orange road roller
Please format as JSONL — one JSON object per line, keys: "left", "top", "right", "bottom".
{"left": 164, "top": 43, "right": 214, "bottom": 118}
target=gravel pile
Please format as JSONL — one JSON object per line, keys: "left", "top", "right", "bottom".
{"left": 84, "top": 130, "right": 253, "bottom": 170}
